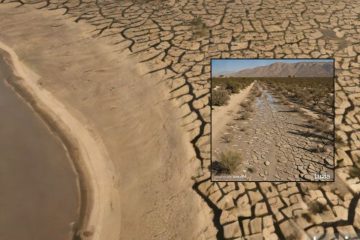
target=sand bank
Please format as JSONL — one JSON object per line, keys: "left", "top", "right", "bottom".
{"left": 0, "top": 50, "right": 78, "bottom": 240}
{"left": 0, "top": 41, "right": 120, "bottom": 239}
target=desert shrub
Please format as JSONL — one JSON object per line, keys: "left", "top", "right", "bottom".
{"left": 239, "top": 104, "right": 253, "bottom": 112}
{"left": 212, "top": 89, "right": 230, "bottom": 106}
{"left": 349, "top": 166, "right": 360, "bottom": 178}
{"left": 225, "top": 81, "right": 240, "bottom": 93}
{"left": 312, "top": 120, "right": 330, "bottom": 132}
{"left": 308, "top": 201, "right": 327, "bottom": 214}
{"left": 287, "top": 233, "right": 300, "bottom": 240}
{"left": 293, "top": 106, "right": 301, "bottom": 112}
{"left": 218, "top": 150, "right": 242, "bottom": 174}
{"left": 316, "top": 144, "right": 326, "bottom": 153}
{"left": 319, "top": 115, "right": 330, "bottom": 125}
{"left": 240, "top": 101, "right": 250, "bottom": 108}
{"left": 190, "top": 16, "right": 209, "bottom": 38}
{"left": 212, "top": 78, "right": 254, "bottom": 91}
{"left": 256, "top": 90, "right": 262, "bottom": 97}
{"left": 335, "top": 134, "right": 346, "bottom": 146}
{"left": 248, "top": 95, "right": 256, "bottom": 102}
{"left": 245, "top": 105, "right": 254, "bottom": 112}
{"left": 247, "top": 167, "right": 255, "bottom": 173}
{"left": 301, "top": 213, "right": 312, "bottom": 222}
{"left": 221, "top": 134, "right": 233, "bottom": 143}
{"left": 283, "top": 101, "right": 290, "bottom": 106}
{"left": 307, "top": 119, "right": 316, "bottom": 125}
{"left": 251, "top": 85, "right": 262, "bottom": 97}
{"left": 337, "top": 158, "right": 344, "bottom": 167}
{"left": 239, "top": 112, "right": 250, "bottom": 120}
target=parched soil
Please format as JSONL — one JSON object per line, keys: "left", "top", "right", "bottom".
{"left": 1, "top": 0, "right": 360, "bottom": 239}
{"left": 212, "top": 82, "right": 334, "bottom": 181}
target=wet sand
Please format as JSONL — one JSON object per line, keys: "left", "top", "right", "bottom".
{"left": 0, "top": 53, "right": 79, "bottom": 238}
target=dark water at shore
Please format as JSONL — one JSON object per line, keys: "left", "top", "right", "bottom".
{"left": 0, "top": 53, "right": 79, "bottom": 239}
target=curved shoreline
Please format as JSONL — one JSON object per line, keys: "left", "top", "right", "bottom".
{"left": 0, "top": 41, "right": 121, "bottom": 239}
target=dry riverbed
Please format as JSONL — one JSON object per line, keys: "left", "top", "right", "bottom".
{"left": 212, "top": 82, "right": 334, "bottom": 181}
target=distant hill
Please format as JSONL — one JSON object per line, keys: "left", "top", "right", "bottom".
{"left": 228, "top": 62, "right": 333, "bottom": 78}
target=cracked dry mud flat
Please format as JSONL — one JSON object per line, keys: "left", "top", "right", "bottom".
{"left": 213, "top": 83, "right": 334, "bottom": 182}
{"left": 0, "top": 0, "right": 360, "bottom": 239}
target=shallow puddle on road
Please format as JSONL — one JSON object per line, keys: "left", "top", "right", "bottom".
{"left": 0, "top": 53, "right": 79, "bottom": 240}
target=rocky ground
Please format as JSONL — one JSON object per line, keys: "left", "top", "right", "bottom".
{"left": 1, "top": 0, "right": 360, "bottom": 239}
{"left": 213, "top": 82, "right": 334, "bottom": 182}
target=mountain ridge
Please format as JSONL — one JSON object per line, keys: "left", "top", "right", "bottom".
{"left": 221, "top": 62, "right": 333, "bottom": 77}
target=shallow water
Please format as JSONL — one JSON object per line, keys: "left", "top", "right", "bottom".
{"left": 0, "top": 54, "right": 79, "bottom": 240}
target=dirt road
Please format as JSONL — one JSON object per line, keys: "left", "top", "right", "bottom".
{"left": 213, "top": 83, "right": 334, "bottom": 181}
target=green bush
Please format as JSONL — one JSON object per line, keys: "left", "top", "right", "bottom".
{"left": 212, "top": 89, "right": 230, "bottom": 106}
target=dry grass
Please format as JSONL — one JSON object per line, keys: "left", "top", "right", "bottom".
{"left": 280, "top": 95, "right": 290, "bottom": 105}
{"left": 309, "top": 119, "right": 330, "bottom": 133}
{"left": 293, "top": 106, "right": 301, "bottom": 112}
{"left": 307, "top": 119, "right": 316, "bottom": 125}
{"left": 238, "top": 106, "right": 253, "bottom": 113}
{"left": 212, "top": 89, "right": 230, "bottom": 106}
{"left": 349, "top": 166, "right": 360, "bottom": 178}
{"left": 218, "top": 150, "right": 242, "bottom": 174}
{"left": 316, "top": 121, "right": 330, "bottom": 132}
{"left": 286, "top": 233, "right": 300, "bottom": 240}
{"left": 190, "top": 16, "right": 209, "bottom": 39}
{"left": 239, "top": 112, "right": 250, "bottom": 120}
{"left": 318, "top": 114, "right": 329, "bottom": 123}
{"left": 248, "top": 95, "right": 256, "bottom": 102}
{"left": 221, "top": 134, "right": 233, "bottom": 143}
{"left": 316, "top": 144, "right": 326, "bottom": 153}
{"left": 256, "top": 91, "right": 262, "bottom": 97}
{"left": 240, "top": 101, "right": 250, "bottom": 108}
{"left": 247, "top": 167, "right": 255, "bottom": 173}
{"left": 251, "top": 86, "right": 262, "bottom": 97}
{"left": 335, "top": 134, "right": 345, "bottom": 145}
{"left": 244, "top": 104, "right": 254, "bottom": 112}
{"left": 301, "top": 213, "right": 312, "bottom": 223}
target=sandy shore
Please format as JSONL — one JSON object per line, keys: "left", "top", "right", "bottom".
{"left": 0, "top": 4, "right": 211, "bottom": 240}
{"left": 0, "top": 50, "right": 79, "bottom": 240}
{"left": 0, "top": 41, "right": 120, "bottom": 239}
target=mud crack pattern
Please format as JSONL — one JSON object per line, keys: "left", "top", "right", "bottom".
{"left": 1, "top": 0, "right": 360, "bottom": 239}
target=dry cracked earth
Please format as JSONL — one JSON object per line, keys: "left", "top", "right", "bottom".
{"left": 213, "top": 82, "right": 335, "bottom": 182}
{"left": 1, "top": 0, "right": 360, "bottom": 239}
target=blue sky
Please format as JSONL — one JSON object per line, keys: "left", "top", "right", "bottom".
{"left": 212, "top": 59, "right": 333, "bottom": 76}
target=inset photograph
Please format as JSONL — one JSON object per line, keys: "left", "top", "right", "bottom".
{"left": 211, "top": 59, "right": 335, "bottom": 182}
